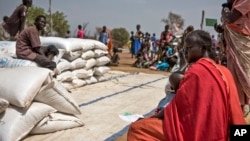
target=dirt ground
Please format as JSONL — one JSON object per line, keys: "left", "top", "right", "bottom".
{"left": 108, "top": 50, "right": 170, "bottom": 76}
{"left": 108, "top": 50, "right": 169, "bottom": 141}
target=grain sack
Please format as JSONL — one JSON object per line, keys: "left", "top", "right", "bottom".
{"left": 0, "top": 56, "right": 38, "bottom": 68}
{"left": 0, "top": 102, "right": 56, "bottom": 141}
{"left": 95, "top": 56, "right": 110, "bottom": 66}
{"left": 62, "top": 50, "right": 82, "bottom": 62}
{"left": 0, "top": 49, "right": 64, "bottom": 68}
{"left": 72, "top": 79, "right": 86, "bottom": 88}
{"left": 0, "top": 41, "right": 16, "bottom": 57}
{"left": 35, "top": 80, "right": 81, "bottom": 115}
{"left": 81, "top": 41, "right": 95, "bottom": 51}
{"left": 60, "top": 82, "right": 75, "bottom": 91}
{"left": 67, "top": 38, "right": 95, "bottom": 52}
{"left": 52, "top": 49, "right": 66, "bottom": 64}
{"left": 40, "top": 36, "right": 82, "bottom": 52}
{"left": 94, "top": 66, "right": 110, "bottom": 76}
{"left": 57, "top": 59, "right": 72, "bottom": 74}
{"left": 85, "top": 58, "right": 97, "bottom": 70}
{"left": 0, "top": 98, "right": 9, "bottom": 114}
{"left": 95, "top": 75, "right": 108, "bottom": 82}
{"left": 72, "top": 69, "right": 93, "bottom": 79}
{"left": 30, "top": 112, "right": 84, "bottom": 134}
{"left": 85, "top": 76, "right": 98, "bottom": 85}
{"left": 81, "top": 50, "right": 95, "bottom": 60}
{"left": 0, "top": 67, "right": 51, "bottom": 108}
{"left": 94, "top": 49, "right": 108, "bottom": 58}
{"left": 56, "top": 71, "right": 76, "bottom": 82}
{"left": 70, "top": 58, "right": 87, "bottom": 70}
{"left": 94, "top": 40, "right": 107, "bottom": 50}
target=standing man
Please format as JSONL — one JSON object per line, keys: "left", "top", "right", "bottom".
{"left": 16, "top": 15, "right": 59, "bottom": 70}
{"left": 217, "top": 0, "right": 250, "bottom": 112}
{"left": 77, "top": 25, "right": 85, "bottom": 39}
{"left": 211, "top": 35, "right": 217, "bottom": 49}
{"left": 133, "top": 24, "right": 143, "bottom": 56}
{"left": 0, "top": 0, "right": 32, "bottom": 41}
{"left": 99, "top": 25, "right": 109, "bottom": 45}
{"left": 130, "top": 31, "right": 135, "bottom": 58}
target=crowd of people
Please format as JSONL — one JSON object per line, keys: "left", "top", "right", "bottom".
{"left": 129, "top": 23, "right": 229, "bottom": 73}
{"left": 130, "top": 24, "right": 179, "bottom": 72}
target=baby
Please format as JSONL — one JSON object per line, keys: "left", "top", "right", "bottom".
{"left": 155, "top": 71, "right": 184, "bottom": 114}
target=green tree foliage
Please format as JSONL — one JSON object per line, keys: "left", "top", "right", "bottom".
{"left": 50, "top": 11, "right": 69, "bottom": 37}
{"left": 26, "top": 6, "right": 46, "bottom": 26}
{"left": 111, "top": 28, "right": 129, "bottom": 47}
{"left": 161, "top": 12, "right": 184, "bottom": 32}
{"left": 26, "top": 6, "right": 70, "bottom": 37}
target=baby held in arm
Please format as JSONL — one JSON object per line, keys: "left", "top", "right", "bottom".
{"left": 153, "top": 71, "right": 185, "bottom": 117}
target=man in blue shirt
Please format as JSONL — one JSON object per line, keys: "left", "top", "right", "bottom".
{"left": 99, "top": 26, "right": 109, "bottom": 45}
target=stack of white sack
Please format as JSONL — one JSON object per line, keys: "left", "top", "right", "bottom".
{"left": 0, "top": 67, "right": 84, "bottom": 141}
{"left": 0, "top": 37, "right": 111, "bottom": 91}
{"left": 0, "top": 41, "right": 65, "bottom": 68}
{"left": 40, "top": 37, "right": 111, "bottom": 91}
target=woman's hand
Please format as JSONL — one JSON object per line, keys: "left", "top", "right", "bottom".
{"left": 214, "top": 23, "right": 224, "bottom": 33}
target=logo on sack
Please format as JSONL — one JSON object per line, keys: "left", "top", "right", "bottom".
{"left": 0, "top": 57, "right": 8, "bottom": 67}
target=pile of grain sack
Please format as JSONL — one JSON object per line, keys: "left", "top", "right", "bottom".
{"left": 0, "top": 37, "right": 111, "bottom": 141}
{"left": 0, "top": 37, "right": 111, "bottom": 90}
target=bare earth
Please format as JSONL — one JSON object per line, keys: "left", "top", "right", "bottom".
{"left": 109, "top": 50, "right": 169, "bottom": 76}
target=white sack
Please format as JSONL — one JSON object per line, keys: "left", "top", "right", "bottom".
{"left": 67, "top": 38, "right": 95, "bottom": 52}
{"left": 95, "top": 56, "right": 110, "bottom": 66}
{"left": 95, "top": 75, "right": 108, "bottom": 82}
{"left": 85, "top": 58, "right": 97, "bottom": 70}
{"left": 85, "top": 76, "right": 98, "bottom": 85}
{"left": 94, "top": 49, "right": 108, "bottom": 58}
{"left": 72, "top": 69, "right": 93, "bottom": 79}
{"left": 81, "top": 50, "right": 95, "bottom": 60}
{"left": 0, "top": 49, "right": 64, "bottom": 68}
{"left": 94, "top": 41, "right": 108, "bottom": 50}
{"left": 56, "top": 59, "right": 72, "bottom": 74}
{"left": 0, "top": 102, "right": 56, "bottom": 141}
{"left": 56, "top": 71, "right": 76, "bottom": 82}
{"left": 0, "top": 41, "right": 16, "bottom": 57}
{"left": 72, "top": 79, "right": 86, "bottom": 88}
{"left": 40, "top": 36, "right": 82, "bottom": 52}
{"left": 30, "top": 112, "right": 84, "bottom": 134}
{"left": 94, "top": 66, "right": 110, "bottom": 76}
{"left": 0, "top": 67, "right": 51, "bottom": 108}
{"left": 52, "top": 49, "right": 66, "bottom": 64}
{"left": 0, "top": 56, "right": 38, "bottom": 68}
{"left": 0, "top": 98, "right": 9, "bottom": 114}
{"left": 70, "top": 58, "right": 87, "bottom": 70}
{"left": 60, "top": 82, "right": 75, "bottom": 91}
{"left": 62, "top": 50, "right": 82, "bottom": 62}
{"left": 35, "top": 80, "right": 81, "bottom": 115}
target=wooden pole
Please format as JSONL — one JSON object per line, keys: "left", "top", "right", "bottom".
{"left": 200, "top": 10, "right": 205, "bottom": 30}
{"left": 49, "top": 0, "right": 53, "bottom": 35}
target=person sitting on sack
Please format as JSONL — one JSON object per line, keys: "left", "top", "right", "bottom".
{"left": 16, "top": 15, "right": 59, "bottom": 71}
